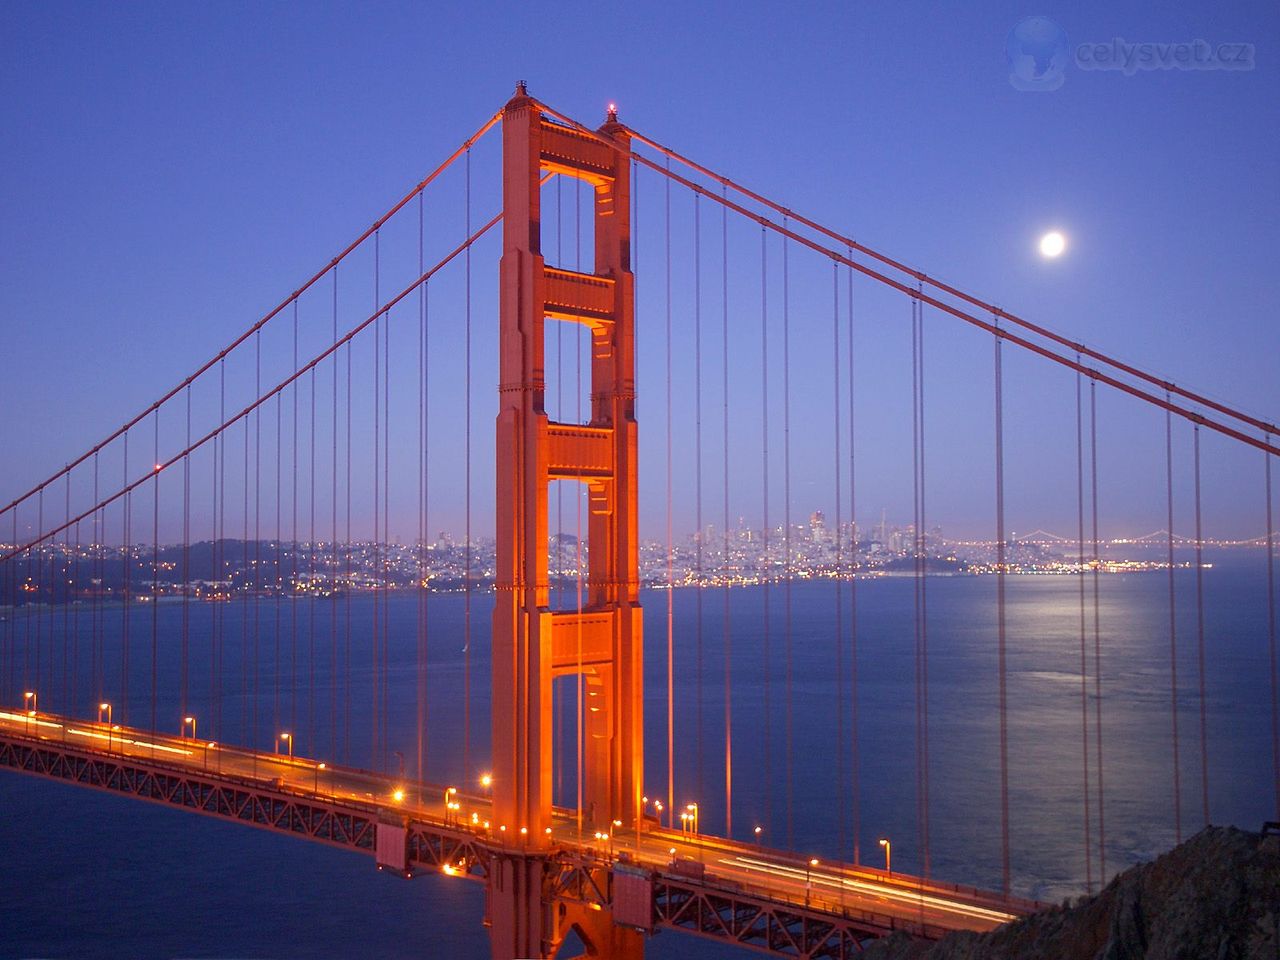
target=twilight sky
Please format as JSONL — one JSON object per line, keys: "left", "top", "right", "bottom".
{"left": 1, "top": 1, "right": 1277, "bottom": 543}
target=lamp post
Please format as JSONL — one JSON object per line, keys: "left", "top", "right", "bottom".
{"left": 23, "top": 691, "right": 36, "bottom": 733}
{"left": 878, "top": 837, "right": 892, "bottom": 875}
{"left": 754, "top": 825, "right": 763, "bottom": 848}
{"left": 807, "top": 858, "right": 819, "bottom": 905}
{"left": 99, "top": 702, "right": 112, "bottom": 749}
{"left": 181, "top": 716, "right": 196, "bottom": 741}
{"left": 314, "top": 761, "right": 325, "bottom": 796}
{"left": 204, "top": 741, "right": 216, "bottom": 772}
{"left": 276, "top": 732, "right": 293, "bottom": 759}
{"left": 685, "top": 802, "right": 699, "bottom": 836}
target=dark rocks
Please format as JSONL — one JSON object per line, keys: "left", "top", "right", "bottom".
{"left": 861, "top": 826, "right": 1280, "bottom": 960}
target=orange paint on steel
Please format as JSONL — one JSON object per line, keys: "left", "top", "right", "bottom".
{"left": 488, "top": 85, "right": 644, "bottom": 959}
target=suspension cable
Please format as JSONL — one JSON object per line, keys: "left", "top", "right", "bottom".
{"left": 605, "top": 116, "right": 1279, "bottom": 442}
{"left": 665, "top": 157, "right": 675, "bottom": 829}
{"left": 0, "top": 114, "right": 503, "bottom": 527}
{"left": 847, "top": 256, "right": 861, "bottom": 865}
{"left": 1090, "top": 379, "right": 1106, "bottom": 883}
{"left": 832, "top": 262, "right": 845, "bottom": 867}
{"left": 760, "top": 224, "right": 772, "bottom": 836}
{"left": 994, "top": 319, "right": 1010, "bottom": 895}
{"left": 1194, "top": 424, "right": 1209, "bottom": 826}
{"left": 782, "top": 219, "right": 794, "bottom": 850}
{"left": 1266, "top": 441, "right": 1278, "bottom": 820}
{"left": 722, "top": 187, "right": 733, "bottom": 838}
{"left": 1165, "top": 400, "right": 1182, "bottom": 843}
{"left": 695, "top": 192, "right": 705, "bottom": 810}
{"left": 1075, "top": 364, "right": 1093, "bottom": 894}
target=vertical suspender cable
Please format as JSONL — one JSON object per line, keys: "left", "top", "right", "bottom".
{"left": 918, "top": 288, "right": 931, "bottom": 877}
{"left": 241, "top": 412, "right": 249, "bottom": 743}
{"left": 183, "top": 385, "right": 191, "bottom": 730}
{"left": 694, "top": 194, "right": 704, "bottom": 808}
{"left": 308, "top": 360, "right": 316, "bottom": 758}
{"left": 1090, "top": 379, "right": 1106, "bottom": 882}
{"left": 372, "top": 233, "right": 382, "bottom": 768}
{"left": 912, "top": 297, "right": 923, "bottom": 872}
{"left": 151, "top": 408, "right": 160, "bottom": 736}
{"left": 122, "top": 433, "right": 130, "bottom": 723}
{"left": 291, "top": 304, "right": 299, "bottom": 744}
{"left": 345, "top": 331, "right": 353, "bottom": 764}
{"left": 254, "top": 333, "right": 262, "bottom": 750}
{"left": 1265, "top": 439, "right": 1278, "bottom": 821}
{"left": 274, "top": 391, "right": 282, "bottom": 743}
{"left": 331, "top": 269, "right": 340, "bottom": 759}
{"left": 847, "top": 256, "right": 860, "bottom": 864}
{"left": 1075, "top": 365, "right": 1093, "bottom": 893}
{"left": 832, "top": 263, "right": 845, "bottom": 867}
{"left": 994, "top": 322, "right": 1010, "bottom": 895}
{"left": 464, "top": 146, "right": 473, "bottom": 784}
{"left": 760, "top": 225, "right": 771, "bottom": 834}
{"left": 722, "top": 188, "right": 732, "bottom": 838}
{"left": 378, "top": 263, "right": 389, "bottom": 773}
{"left": 216, "top": 362, "right": 225, "bottom": 735}
{"left": 65, "top": 475, "right": 74, "bottom": 713}
{"left": 782, "top": 219, "right": 794, "bottom": 850}
{"left": 665, "top": 159, "right": 675, "bottom": 828}
{"left": 1165, "top": 400, "right": 1182, "bottom": 843}
{"left": 417, "top": 190, "right": 427, "bottom": 787}
{"left": 1194, "top": 424, "right": 1209, "bottom": 826}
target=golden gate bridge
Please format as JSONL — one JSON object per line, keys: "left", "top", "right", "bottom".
{"left": 1, "top": 84, "right": 1276, "bottom": 958}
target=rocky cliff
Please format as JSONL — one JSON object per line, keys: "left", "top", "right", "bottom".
{"left": 863, "top": 825, "right": 1279, "bottom": 960}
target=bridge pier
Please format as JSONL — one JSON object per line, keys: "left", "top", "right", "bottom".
{"left": 486, "top": 853, "right": 644, "bottom": 959}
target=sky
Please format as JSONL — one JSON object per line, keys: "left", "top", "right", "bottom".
{"left": 1, "top": 1, "right": 1277, "bottom": 543}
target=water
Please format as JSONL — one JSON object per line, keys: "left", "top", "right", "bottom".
{"left": 1, "top": 557, "right": 1275, "bottom": 958}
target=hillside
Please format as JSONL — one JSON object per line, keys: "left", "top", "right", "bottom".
{"left": 863, "top": 825, "right": 1279, "bottom": 960}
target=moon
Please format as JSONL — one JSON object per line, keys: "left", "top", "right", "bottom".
{"left": 1039, "top": 231, "right": 1066, "bottom": 258}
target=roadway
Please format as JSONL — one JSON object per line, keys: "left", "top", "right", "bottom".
{"left": 0, "top": 708, "right": 1034, "bottom": 937}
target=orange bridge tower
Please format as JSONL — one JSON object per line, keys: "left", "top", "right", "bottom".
{"left": 488, "top": 84, "right": 645, "bottom": 958}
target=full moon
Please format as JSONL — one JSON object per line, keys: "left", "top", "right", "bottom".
{"left": 1039, "top": 230, "right": 1066, "bottom": 258}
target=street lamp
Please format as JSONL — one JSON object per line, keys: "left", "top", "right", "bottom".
{"left": 278, "top": 732, "right": 293, "bottom": 759}
{"left": 685, "top": 802, "right": 699, "bottom": 835}
{"left": 97, "top": 702, "right": 112, "bottom": 726}
{"left": 204, "top": 741, "right": 216, "bottom": 771}
{"left": 754, "top": 825, "right": 763, "bottom": 847}
{"left": 878, "top": 837, "right": 892, "bottom": 875}
{"left": 23, "top": 691, "right": 36, "bottom": 732}
{"left": 314, "top": 761, "right": 325, "bottom": 796}
{"left": 181, "top": 716, "right": 196, "bottom": 740}
{"left": 480, "top": 773, "right": 492, "bottom": 790}
{"left": 806, "top": 858, "right": 819, "bottom": 904}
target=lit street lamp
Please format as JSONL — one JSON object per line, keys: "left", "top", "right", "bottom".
{"left": 97, "top": 702, "right": 112, "bottom": 726}
{"left": 314, "top": 761, "right": 325, "bottom": 796}
{"left": 806, "top": 858, "right": 819, "bottom": 905}
{"left": 181, "top": 716, "right": 196, "bottom": 740}
{"left": 753, "top": 825, "right": 763, "bottom": 847}
{"left": 204, "top": 741, "right": 216, "bottom": 771}
{"left": 278, "top": 732, "right": 293, "bottom": 759}
{"left": 878, "top": 837, "right": 892, "bottom": 875}
{"left": 23, "top": 691, "right": 36, "bottom": 732}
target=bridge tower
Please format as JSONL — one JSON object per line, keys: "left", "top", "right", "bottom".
{"left": 488, "top": 84, "right": 645, "bottom": 958}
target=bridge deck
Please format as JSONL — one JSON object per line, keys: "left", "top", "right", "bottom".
{"left": 0, "top": 710, "right": 1040, "bottom": 957}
